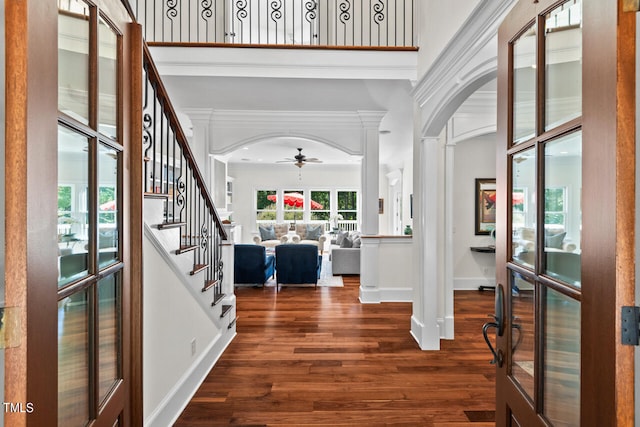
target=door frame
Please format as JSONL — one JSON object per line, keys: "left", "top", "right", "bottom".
{"left": 495, "top": 0, "right": 636, "bottom": 425}
{"left": 4, "top": 1, "right": 143, "bottom": 425}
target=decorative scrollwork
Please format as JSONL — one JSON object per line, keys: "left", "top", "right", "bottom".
{"left": 166, "top": 0, "right": 178, "bottom": 19}
{"left": 270, "top": 0, "right": 283, "bottom": 21}
{"left": 142, "top": 113, "right": 153, "bottom": 157}
{"left": 200, "top": 223, "right": 209, "bottom": 251}
{"left": 304, "top": 1, "right": 317, "bottom": 23}
{"left": 201, "top": 0, "right": 213, "bottom": 19}
{"left": 236, "top": 0, "right": 248, "bottom": 19}
{"left": 373, "top": 0, "right": 385, "bottom": 25}
{"left": 339, "top": 0, "right": 352, "bottom": 25}
{"left": 175, "top": 178, "right": 186, "bottom": 209}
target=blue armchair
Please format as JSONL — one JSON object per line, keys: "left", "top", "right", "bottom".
{"left": 275, "top": 244, "right": 321, "bottom": 291}
{"left": 234, "top": 244, "right": 275, "bottom": 286}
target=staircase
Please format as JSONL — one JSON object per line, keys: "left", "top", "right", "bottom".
{"left": 141, "top": 43, "right": 236, "bottom": 340}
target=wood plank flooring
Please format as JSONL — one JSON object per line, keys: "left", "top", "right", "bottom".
{"left": 174, "top": 277, "right": 497, "bottom": 426}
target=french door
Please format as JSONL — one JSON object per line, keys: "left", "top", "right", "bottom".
{"left": 57, "top": 1, "right": 137, "bottom": 425}
{"left": 495, "top": 0, "right": 635, "bottom": 425}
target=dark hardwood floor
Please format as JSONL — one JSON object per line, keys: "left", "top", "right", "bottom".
{"left": 174, "top": 277, "right": 497, "bottom": 426}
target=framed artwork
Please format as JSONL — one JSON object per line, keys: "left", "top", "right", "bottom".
{"left": 475, "top": 178, "right": 496, "bottom": 235}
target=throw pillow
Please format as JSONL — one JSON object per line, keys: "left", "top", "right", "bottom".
{"left": 352, "top": 236, "right": 362, "bottom": 248}
{"left": 545, "top": 231, "right": 566, "bottom": 249}
{"left": 306, "top": 224, "right": 322, "bottom": 241}
{"left": 335, "top": 230, "right": 348, "bottom": 246}
{"left": 259, "top": 225, "right": 276, "bottom": 241}
{"left": 340, "top": 237, "right": 353, "bottom": 248}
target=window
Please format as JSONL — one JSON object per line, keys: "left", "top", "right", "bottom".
{"left": 283, "top": 190, "right": 304, "bottom": 221}
{"left": 337, "top": 191, "right": 358, "bottom": 221}
{"left": 256, "top": 190, "right": 277, "bottom": 221}
{"left": 544, "top": 187, "right": 566, "bottom": 230}
{"left": 310, "top": 191, "right": 330, "bottom": 221}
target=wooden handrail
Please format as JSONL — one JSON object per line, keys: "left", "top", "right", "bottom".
{"left": 142, "top": 43, "right": 227, "bottom": 241}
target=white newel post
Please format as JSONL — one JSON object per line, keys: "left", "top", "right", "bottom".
{"left": 410, "top": 135, "right": 442, "bottom": 350}
{"left": 358, "top": 111, "right": 385, "bottom": 303}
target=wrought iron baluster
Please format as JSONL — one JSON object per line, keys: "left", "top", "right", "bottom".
{"left": 373, "top": 0, "right": 385, "bottom": 46}
{"left": 270, "top": 0, "right": 283, "bottom": 44}
{"left": 306, "top": 1, "right": 315, "bottom": 44}
{"left": 235, "top": 0, "right": 248, "bottom": 44}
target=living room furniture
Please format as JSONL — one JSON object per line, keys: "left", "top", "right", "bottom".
{"left": 290, "top": 223, "right": 327, "bottom": 253}
{"left": 470, "top": 246, "right": 496, "bottom": 291}
{"left": 234, "top": 244, "right": 276, "bottom": 286}
{"left": 253, "top": 223, "right": 290, "bottom": 247}
{"left": 329, "top": 230, "right": 362, "bottom": 275}
{"left": 275, "top": 244, "right": 321, "bottom": 291}
{"left": 513, "top": 227, "right": 577, "bottom": 253}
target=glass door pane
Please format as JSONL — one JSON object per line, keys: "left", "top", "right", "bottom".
{"left": 513, "top": 24, "right": 537, "bottom": 144}
{"left": 58, "top": 0, "right": 90, "bottom": 124}
{"left": 58, "top": 288, "right": 90, "bottom": 426}
{"left": 545, "top": 0, "right": 582, "bottom": 130}
{"left": 98, "top": 16, "right": 118, "bottom": 139}
{"left": 58, "top": 126, "right": 90, "bottom": 287}
{"left": 510, "top": 272, "right": 535, "bottom": 401}
{"left": 98, "top": 273, "right": 121, "bottom": 404}
{"left": 543, "top": 131, "right": 581, "bottom": 287}
{"left": 98, "top": 144, "right": 119, "bottom": 268}
{"left": 512, "top": 148, "right": 536, "bottom": 267}
{"left": 543, "top": 287, "right": 580, "bottom": 425}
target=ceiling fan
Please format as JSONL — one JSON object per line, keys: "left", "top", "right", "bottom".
{"left": 277, "top": 148, "right": 323, "bottom": 168}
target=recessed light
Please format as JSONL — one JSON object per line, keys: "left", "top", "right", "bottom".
{"left": 241, "top": 158, "right": 251, "bottom": 161}
{"left": 379, "top": 130, "right": 391, "bottom": 135}
{"left": 243, "top": 147, "right": 249, "bottom": 150}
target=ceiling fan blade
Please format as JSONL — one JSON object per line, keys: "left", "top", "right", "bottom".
{"left": 305, "top": 159, "right": 323, "bottom": 163}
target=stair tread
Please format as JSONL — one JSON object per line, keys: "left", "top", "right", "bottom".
{"left": 158, "top": 221, "right": 186, "bottom": 230}
{"left": 144, "top": 192, "right": 169, "bottom": 199}
{"left": 202, "top": 279, "right": 219, "bottom": 292}
{"left": 176, "top": 245, "right": 198, "bottom": 254}
{"left": 211, "top": 293, "right": 226, "bottom": 307}
{"left": 220, "top": 304, "right": 233, "bottom": 318}
{"left": 190, "top": 264, "right": 208, "bottom": 275}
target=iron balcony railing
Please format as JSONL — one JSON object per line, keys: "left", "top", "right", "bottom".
{"left": 142, "top": 44, "right": 227, "bottom": 303}
{"left": 136, "top": 0, "right": 415, "bottom": 48}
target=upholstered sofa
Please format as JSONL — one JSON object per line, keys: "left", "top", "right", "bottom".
{"left": 275, "top": 244, "right": 321, "bottom": 291}
{"left": 234, "top": 244, "right": 275, "bottom": 286}
{"left": 253, "top": 223, "right": 290, "bottom": 247}
{"left": 513, "top": 227, "right": 577, "bottom": 254}
{"left": 290, "top": 223, "right": 327, "bottom": 253}
{"left": 329, "top": 230, "right": 361, "bottom": 275}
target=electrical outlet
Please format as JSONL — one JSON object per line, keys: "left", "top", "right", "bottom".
{"left": 191, "top": 338, "right": 196, "bottom": 356}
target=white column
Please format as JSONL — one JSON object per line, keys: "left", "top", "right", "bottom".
{"left": 358, "top": 112, "right": 385, "bottom": 302}
{"left": 358, "top": 111, "right": 385, "bottom": 235}
{"left": 410, "top": 135, "right": 441, "bottom": 350}
{"left": 185, "top": 109, "right": 213, "bottom": 187}
{"left": 443, "top": 137, "right": 456, "bottom": 339}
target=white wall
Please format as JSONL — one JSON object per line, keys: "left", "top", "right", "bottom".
{"left": 417, "top": 0, "right": 482, "bottom": 76}
{"left": 143, "top": 236, "right": 223, "bottom": 426}
{"left": 227, "top": 163, "right": 361, "bottom": 243}
{"left": 452, "top": 134, "right": 496, "bottom": 289}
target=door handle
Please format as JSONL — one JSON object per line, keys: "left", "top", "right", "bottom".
{"left": 482, "top": 284, "right": 505, "bottom": 366}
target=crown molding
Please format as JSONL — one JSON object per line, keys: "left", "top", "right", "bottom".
{"left": 412, "top": 0, "right": 516, "bottom": 105}
{"left": 148, "top": 46, "right": 418, "bottom": 81}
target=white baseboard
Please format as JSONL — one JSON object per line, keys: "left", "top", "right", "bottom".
{"left": 410, "top": 315, "right": 441, "bottom": 350}
{"left": 144, "top": 330, "right": 236, "bottom": 427}
{"left": 454, "top": 277, "right": 495, "bottom": 291}
{"left": 359, "top": 285, "right": 413, "bottom": 303}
